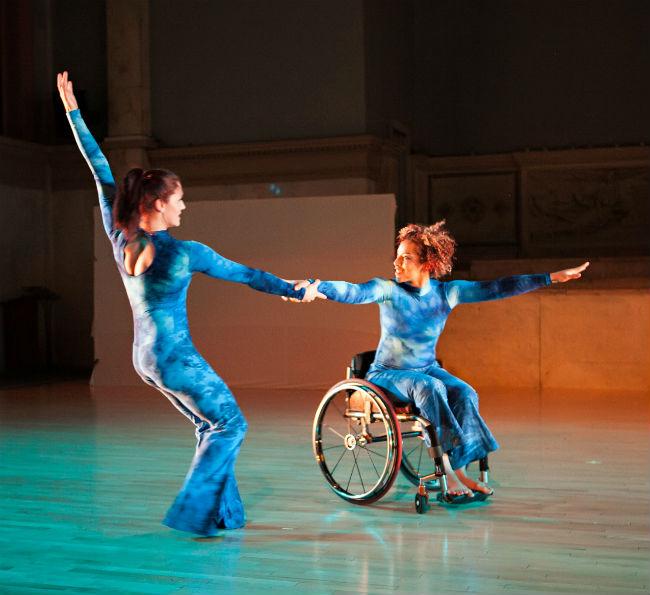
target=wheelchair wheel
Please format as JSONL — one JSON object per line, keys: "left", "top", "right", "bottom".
{"left": 399, "top": 418, "right": 440, "bottom": 490}
{"left": 313, "top": 380, "right": 402, "bottom": 504}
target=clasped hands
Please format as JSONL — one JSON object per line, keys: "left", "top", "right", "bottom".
{"left": 282, "top": 279, "right": 326, "bottom": 303}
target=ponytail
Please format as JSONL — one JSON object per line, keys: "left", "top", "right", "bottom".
{"left": 113, "top": 168, "right": 180, "bottom": 238}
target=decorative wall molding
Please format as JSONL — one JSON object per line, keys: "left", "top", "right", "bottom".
{"left": 149, "top": 135, "right": 403, "bottom": 190}
{"left": 17, "top": 137, "right": 650, "bottom": 262}
{"left": 411, "top": 146, "right": 650, "bottom": 259}
{"left": 45, "top": 133, "right": 404, "bottom": 199}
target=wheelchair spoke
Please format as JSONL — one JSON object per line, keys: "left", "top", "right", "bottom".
{"left": 405, "top": 441, "right": 423, "bottom": 459}
{"left": 351, "top": 448, "right": 366, "bottom": 493}
{"left": 416, "top": 441, "right": 424, "bottom": 474}
{"left": 362, "top": 446, "right": 388, "bottom": 459}
{"left": 329, "top": 447, "right": 348, "bottom": 475}
{"left": 321, "top": 444, "right": 346, "bottom": 452}
{"left": 399, "top": 420, "right": 439, "bottom": 489}
{"left": 345, "top": 456, "right": 356, "bottom": 492}
{"left": 327, "top": 426, "right": 346, "bottom": 440}
{"left": 360, "top": 445, "right": 381, "bottom": 478}
{"left": 405, "top": 443, "right": 420, "bottom": 458}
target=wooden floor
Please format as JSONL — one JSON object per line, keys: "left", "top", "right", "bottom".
{"left": 1, "top": 381, "right": 648, "bottom": 594}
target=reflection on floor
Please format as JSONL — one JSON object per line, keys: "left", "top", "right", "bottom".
{"left": 1, "top": 382, "right": 648, "bottom": 594}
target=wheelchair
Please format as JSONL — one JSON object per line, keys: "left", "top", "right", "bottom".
{"left": 312, "top": 351, "right": 489, "bottom": 513}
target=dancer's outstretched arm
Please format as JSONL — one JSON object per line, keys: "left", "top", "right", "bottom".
{"left": 445, "top": 262, "right": 589, "bottom": 308}
{"left": 189, "top": 241, "right": 316, "bottom": 301}
{"left": 301, "top": 278, "right": 392, "bottom": 304}
{"left": 57, "top": 71, "right": 116, "bottom": 238}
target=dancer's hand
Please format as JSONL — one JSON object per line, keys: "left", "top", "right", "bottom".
{"left": 56, "top": 71, "right": 78, "bottom": 112}
{"left": 550, "top": 261, "right": 590, "bottom": 283}
{"left": 301, "top": 279, "right": 326, "bottom": 302}
{"left": 281, "top": 279, "right": 326, "bottom": 302}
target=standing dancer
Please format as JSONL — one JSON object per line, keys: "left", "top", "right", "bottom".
{"left": 299, "top": 222, "right": 588, "bottom": 501}
{"left": 57, "top": 72, "right": 318, "bottom": 535}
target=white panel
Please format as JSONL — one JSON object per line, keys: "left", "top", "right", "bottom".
{"left": 92, "top": 194, "right": 396, "bottom": 388}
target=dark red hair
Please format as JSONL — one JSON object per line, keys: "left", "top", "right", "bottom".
{"left": 396, "top": 221, "right": 456, "bottom": 278}
{"left": 113, "top": 168, "right": 180, "bottom": 237}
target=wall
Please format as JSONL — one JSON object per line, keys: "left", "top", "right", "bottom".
{"left": 438, "top": 288, "right": 650, "bottom": 392}
{"left": 0, "top": 137, "right": 49, "bottom": 374}
{"left": 363, "top": 0, "right": 413, "bottom": 138}
{"left": 51, "top": 0, "right": 107, "bottom": 142}
{"left": 410, "top": 146, "right": 650, "bottom": 262}
{"left": 2, "top": 1, "right": 649, "bottom": 384}
{"left": 412, "top": 0, "right": 650, "bottom": 155}
{"left": 150, "top": 0, "right": 366, "bottom": 146}
{"left": 91, "top": 194, "right": 396, "bottom": 388}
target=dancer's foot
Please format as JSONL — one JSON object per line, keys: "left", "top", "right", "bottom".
{"left": 444, "top": 480, "right": 474, "bottom": 499}
{"left": 455, "top": 467, "right": 494, "bottom": 498}
{"left": 440, "top": 455, "right": 474, "bottom": 500}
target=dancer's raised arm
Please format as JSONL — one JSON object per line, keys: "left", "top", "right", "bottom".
{"left": 444, "top": 262, "right": 589, "bottom": 309}
{"left": 57, "top": 71, "right": 116, "bottom": 237}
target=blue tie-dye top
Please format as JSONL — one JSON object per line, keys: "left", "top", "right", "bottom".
{"left": 318, "top": 274, "right": 550, "bottom": 369}
{"left": 67, "top": 109, "right": 305, "bottom": 345}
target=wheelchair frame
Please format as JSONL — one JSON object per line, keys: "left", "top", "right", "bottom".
{"left": 312, "top": 352, "right": 490, "bottom": 513}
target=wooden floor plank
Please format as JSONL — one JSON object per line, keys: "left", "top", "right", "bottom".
{"left": 1, "top": 382, "right": 648, "bottom": 594}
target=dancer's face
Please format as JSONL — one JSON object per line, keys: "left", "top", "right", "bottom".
{"left": 161, "top": 185, "right": 186, "bottom": 228}
{"left": 393, "top": 240, "right": 429, "bottom": 286}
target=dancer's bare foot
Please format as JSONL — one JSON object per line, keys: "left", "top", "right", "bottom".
{"left": 455, "top": 467, "right": 493, "bottom": 496}
{"left": 442, "top": 455, "right": 474, "bottom": 498}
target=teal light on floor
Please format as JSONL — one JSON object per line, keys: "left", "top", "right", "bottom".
{"left": 1, "top": 383, "right": 649, "bottom": 594}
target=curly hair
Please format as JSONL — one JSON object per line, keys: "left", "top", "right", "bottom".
{"left": 396, "top": 221, "right": 456, "bottom": 279}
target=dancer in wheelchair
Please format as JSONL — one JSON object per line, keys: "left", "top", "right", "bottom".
{"left": 298, "top": 222, "right": 588, "bottom": 502}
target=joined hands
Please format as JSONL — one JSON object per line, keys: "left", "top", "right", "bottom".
{"left": 282, "top": 279, "right": 326, "bottom": 303}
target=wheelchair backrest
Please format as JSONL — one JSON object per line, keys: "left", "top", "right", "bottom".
{"left": 348, "top": 350, "right": 377, "bottom": 379}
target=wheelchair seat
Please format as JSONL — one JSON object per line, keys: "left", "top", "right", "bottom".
{"left": 347, "top": 350, "right": 415, "bottom": 415}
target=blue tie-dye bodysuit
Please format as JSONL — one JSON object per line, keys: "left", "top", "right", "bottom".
{"left": 318, "top": 274, "right": 550, "bottom": 469}
{"left": 67, "top": 109, "right": 305, "bottom": 536}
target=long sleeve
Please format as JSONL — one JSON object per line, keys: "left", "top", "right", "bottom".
{"left": 318, "top": 278, "right": 392, "bottom": 304}
{"left": 444, "top": 274, "right": 551, "bottom": 309}
{"left": 66, "top": 109, "right": 116, "bottom": 237}
{"left": 188, "top": 241, "right": 305, "bottom": 299}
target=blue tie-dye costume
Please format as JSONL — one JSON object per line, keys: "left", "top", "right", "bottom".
{"left": 318, "top": 274, "right": 550, "bottom": 469}
{"left": 67, "top": 110, "right": 305, "bottom": 536}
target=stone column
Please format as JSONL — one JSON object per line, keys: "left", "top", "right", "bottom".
{"left": 104, "top": 0, "right": 155, "bottom": 180}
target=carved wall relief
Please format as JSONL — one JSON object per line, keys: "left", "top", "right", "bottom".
{"left": 413, "top": 148, "right": 650, "bottom": 259}
{"left": 525, "top": 166, "right": 650, "bottom": 254}
{"left": 428, "top": 173, "right": 517, "bottom": 245}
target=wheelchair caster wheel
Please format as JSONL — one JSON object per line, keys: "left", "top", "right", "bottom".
{"left": 415, "top": 492, "right": 429, "bottom": 514}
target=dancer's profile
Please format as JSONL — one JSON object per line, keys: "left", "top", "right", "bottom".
{"left": 57, "top": 71, "right": 319, "bottom": 535}
{"left": 294, "top": 222, "right": 588, "bottom": 501}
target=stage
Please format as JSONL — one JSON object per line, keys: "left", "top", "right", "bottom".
{"left": 1, "top": 382, "right": 648, "bottom": 594}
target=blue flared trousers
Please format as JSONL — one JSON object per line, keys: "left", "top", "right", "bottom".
{"left": 133, "top": 335, "right": 247, "bottom": 536}
{"left": 367, "top": 362, "right": 498, "bottom": 470}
